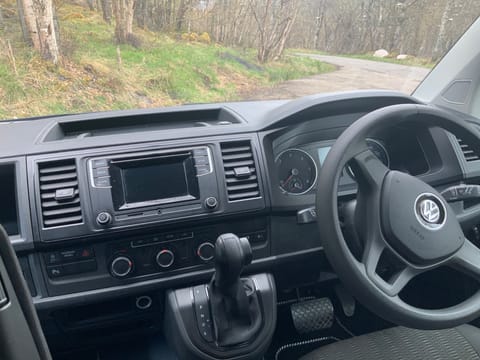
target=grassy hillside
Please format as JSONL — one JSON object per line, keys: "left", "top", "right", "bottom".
{"left": 0, "top": 4, "right": 334, "bottom": 120}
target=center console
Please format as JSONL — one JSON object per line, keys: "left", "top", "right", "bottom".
{"left": 29, "top": 137, "right": 269, "bottom": 298}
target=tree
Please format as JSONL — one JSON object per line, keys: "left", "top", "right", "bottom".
{"left": 250, "top": 0, "right": 299, "bottom": 63}
{"left": 100, "top": 0, "right": 112, "bottom": 24}
{"left": 19, "top": 0, "right": 60, "bottom": 64}
{"left": 112, "top": 0, "right": 136, "bottom": 44}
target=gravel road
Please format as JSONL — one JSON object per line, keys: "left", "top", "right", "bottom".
{"left": 244, "top": 54, "right": 431, "bottom": 100}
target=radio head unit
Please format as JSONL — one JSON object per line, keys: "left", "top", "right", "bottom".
{"left": 88, "top": 146, "right": 220, "bottom": 229}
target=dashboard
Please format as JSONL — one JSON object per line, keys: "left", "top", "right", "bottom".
{"left": 0, "top": 90, "right": 476, "bottom": 347}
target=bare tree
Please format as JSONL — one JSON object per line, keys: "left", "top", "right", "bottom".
{"left": 19, "top": 0, "right": 60, "bottom": 64}
{"left": 100, "top": 0, "right": 112, "bottom": 24}
{"left": 112, "top": 0, "right": 136, "bottom": 44}
{"left": 250, "top": 0, "right": 299, "bottom": 62}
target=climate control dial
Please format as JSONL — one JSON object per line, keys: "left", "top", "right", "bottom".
{"left": 110, "top": 256, "right": 133, "bottom": 278}
{"left": 197, "top": 242, "right": 215, "bottom": 262}
{"left": 156, "top": 249, "right": 175, "bottom": 268}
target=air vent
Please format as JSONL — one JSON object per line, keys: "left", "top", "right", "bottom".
{"left": 221, "top": 141, "right": 260, "bottom": 201}
{"left": 457, "top": 138, "right": 480, "bottom": 162}
{"left": 38, "top": 159, "right": 83, "bottom": 228}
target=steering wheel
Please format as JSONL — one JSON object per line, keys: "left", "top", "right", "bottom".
{"left": 316, "top": 103, "right": 480, "bottom": 329}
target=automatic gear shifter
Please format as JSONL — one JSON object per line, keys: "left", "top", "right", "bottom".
{"left": 213, "top": 233, "right": 252, "bottom": 291}
{"left": 164, "top": 233, "right": 276, "bottom": 360}
{"left": 208, "top": 233, "right": 262, "bottom": 347}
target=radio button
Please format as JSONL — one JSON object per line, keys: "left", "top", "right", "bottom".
{"left": 96, "top": 212, "right": 112, "bottom": 225}
{"left": 94, "top": 177, "right": 111, "bottom": 187}
{"left": 156, "top": 250, "right": 175, "bottom": 268}
{"left": 92, "top": 159, "right": 108, "bottom": 168}
{"left": 204, "top": 197, "right": 218, "bottom": 210}
{"left": 93, "top": 167, "right": 109, "bottom": 177}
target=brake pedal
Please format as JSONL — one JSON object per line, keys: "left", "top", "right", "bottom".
{"left": 290, "top": 298, "right": 334, "bottom": 334}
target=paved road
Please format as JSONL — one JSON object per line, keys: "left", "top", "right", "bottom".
{"left": 244, "top": 54, "right": 431, "bottom": 100}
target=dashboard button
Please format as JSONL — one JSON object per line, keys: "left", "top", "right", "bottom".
{"left": 92, "top": 159, "right": 108, "bottom": 168}
{"left": 59, "top": 249, "right": 78, "bottom": 262}
{"left": 96, "top": 211, "right": 112, "bottom": 225}
{"left": 78, "top": 247, "right": 95, "bottom": 260}
{"left": 204, "top": 197, "right": 218, "bottom": 210}
{"left": 250, "top": 231, "right": 266, "bottom": 243}
{"left": 46, "top": 265, "right": 64, "bottom": 278}
{"left": 93, "top": 167, "right": 109, "bottom": 177}
{"left": 94, "top": 177, "right": 111, "bottom": 187}
{"left": 177, "top": 231, "right": 193, "bottom": 239}
{"left": 45, "top": 252, "right": 61, "bottom": 265}
{"left": 63, "top": 260, "right": 97, "bottom": 275}
{"left": 131, "top": 238, "right": 149, "bottom": 247}
{"left": 164, "top": 233, "right": 175, "bottom": 241}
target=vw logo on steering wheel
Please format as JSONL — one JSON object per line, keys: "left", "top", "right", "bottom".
{"left": 419, "top": 199, "right": 440, "bottom": 223}
{"left": 414, "top": 193, "right": 446, "bottom": 230}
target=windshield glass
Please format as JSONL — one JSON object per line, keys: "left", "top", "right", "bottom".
{"left": 0, "top": 0, "right": 479, "bottom": 120}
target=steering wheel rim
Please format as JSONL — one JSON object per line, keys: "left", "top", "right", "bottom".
{"left": 316, "top": 103, "right": 480, "bottom": 330}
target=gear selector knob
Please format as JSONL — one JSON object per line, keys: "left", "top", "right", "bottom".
{"left": 213, "top": 233, "right": 252, "bottom": 292}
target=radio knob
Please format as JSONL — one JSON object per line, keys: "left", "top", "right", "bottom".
{"left": 197, "top": 242, "right": 215, "bottom": 262}
{"left": 110, "top": 256, "right": 133, "bottom": 278}
{"left": 156, "top": 249, "right": 175, "bottom": 269}
{"left": 204, "top": 197, "right": 218, "bottom": 210}
{"left": 96, "top": 211, "right": 112, "bottom": 225}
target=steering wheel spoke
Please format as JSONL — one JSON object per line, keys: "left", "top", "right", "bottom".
{"left": 349, "top": 148, "right": 389, "bottom": 192}
{"left": 361, "top": 227, "right": 421, "bottom": 297}
{"left": 451, "top": 202, "right": 480, "bottom": 232}
{"left": 450, "top": 239, "right": 480, "bottom": 281}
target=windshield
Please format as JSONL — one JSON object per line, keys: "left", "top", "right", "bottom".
{"left": 0, "top": 0, "right": 479, "bottom": 120}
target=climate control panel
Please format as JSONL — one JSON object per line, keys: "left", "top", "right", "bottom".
{"left": 41, "top": 218, "right": 269, "bottom": 297}
{"left": 106, "top": 228, "right": 219, "bottom": 279}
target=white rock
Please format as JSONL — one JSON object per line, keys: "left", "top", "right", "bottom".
{"left": 373, "top": 49, "right": 389, "bottom": 58}
{"left": 396, "top": 54, "right": 409, "bottom": 60}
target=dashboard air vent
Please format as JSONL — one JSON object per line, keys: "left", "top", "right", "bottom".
{"left": 38, "top": 159, "right": 83, "bottom": 228}
{"left": 221, "top": 141, "right": 260, "bottom": 201}
{"left": 457, "top": 138, "right": 480, "bottom": 162}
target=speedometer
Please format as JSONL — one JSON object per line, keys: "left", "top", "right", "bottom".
{"left": 276, "top": 149, "right": 317, "bottom": 195}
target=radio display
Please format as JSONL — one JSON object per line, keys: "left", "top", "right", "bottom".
{"left": 110, "top": 153, "right": 200, "bottom": 210}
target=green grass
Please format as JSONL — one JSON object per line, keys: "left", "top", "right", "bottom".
{"left": 0, "top": 4, "right": 334, "bottom": 120}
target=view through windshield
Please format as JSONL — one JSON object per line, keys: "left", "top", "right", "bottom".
{"left": 0, "top": 0, "right": 479, "bottom": 120}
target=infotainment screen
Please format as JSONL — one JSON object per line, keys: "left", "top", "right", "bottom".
{"left": 110, "top": 153, "right": 200, "bottom": 210}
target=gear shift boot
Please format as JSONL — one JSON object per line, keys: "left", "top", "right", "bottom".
{"left": 209, "top": 277, "right": 262, "bottom": 346}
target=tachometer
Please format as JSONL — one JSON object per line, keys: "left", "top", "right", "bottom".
{"left": 276, "top": 149, "right": 317, "bottom": 195}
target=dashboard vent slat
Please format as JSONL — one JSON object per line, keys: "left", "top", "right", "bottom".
{"left": 38, "top": 159, "right": 83, "bottom": 228}
{"left": 221, "top": 141, "right": 261, "bottom": 201}
{"left": 457, "top": 138, "right": 480, "bottom": 162}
